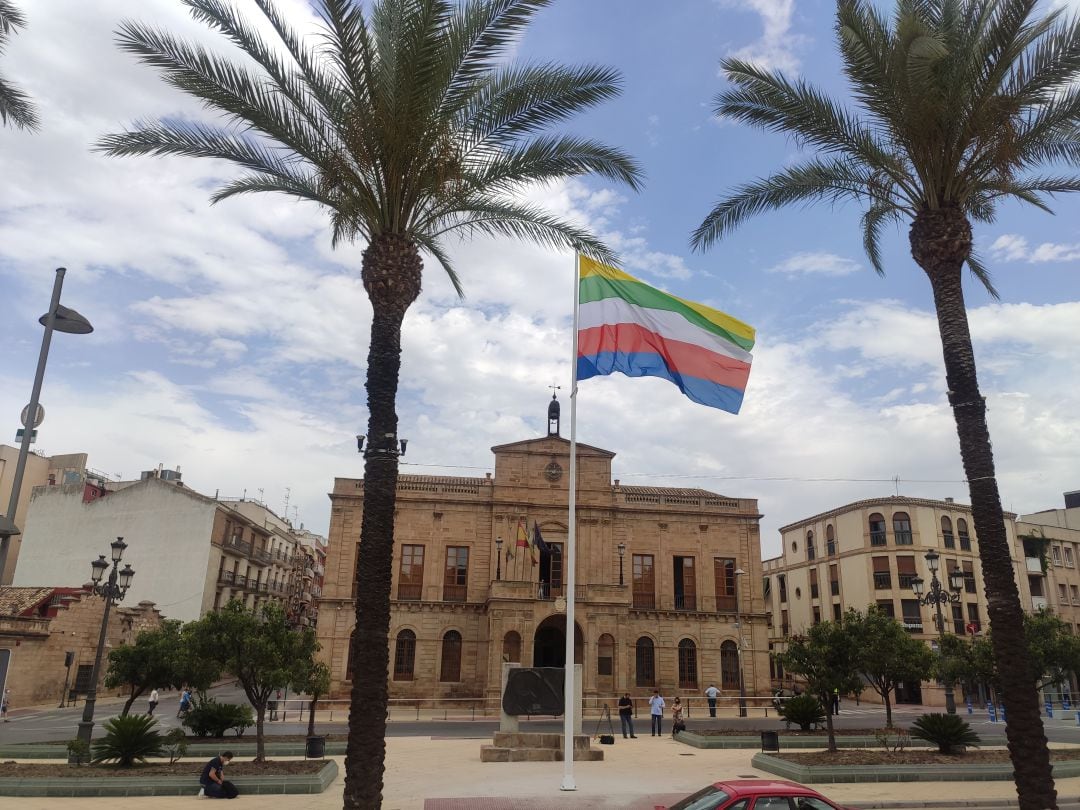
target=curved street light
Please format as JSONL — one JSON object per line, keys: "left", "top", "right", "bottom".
{"left": 911, "top": 549, "right": 963, "bottom": 714}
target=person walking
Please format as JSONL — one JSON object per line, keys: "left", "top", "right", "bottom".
{"left": 148, "top": 688, "right": 159, "bottom": 716}
{"left": 177, "top": 687, "right": 192, "bottom": 718}
{"left": 704, "top": 683, "right": 719, "bottom": 718}
{"left": 649, "top": 690, "right": 665, "bottom": 737}
{"left": 617, "top": 693, "right": 636, "bottom": 738}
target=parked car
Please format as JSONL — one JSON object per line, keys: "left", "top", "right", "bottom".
{"left": 657, "top": 779, "right": 856, "bottom": 810}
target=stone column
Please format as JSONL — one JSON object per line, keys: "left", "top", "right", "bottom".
{"left": 499, "top": 662, "right": 520, "bottom": 732}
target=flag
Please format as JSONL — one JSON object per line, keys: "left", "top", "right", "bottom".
{"left": 576, "top": 255, "right": 755, "bottom": 414}
{"left": 515, "top": 519, "right": 535, "bottom": 565}
{"left": 505, "top": 541, "right": 513, "bottom": 562}
{"left": 533, "top": 522, "right": 551, "bottom": 558}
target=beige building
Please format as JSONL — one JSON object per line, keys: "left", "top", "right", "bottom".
{"left": 13, "top": 467, "right": 322, "bottom": 624}
{"left": 1019, "top": 492, "right": 1080, "bottom": 634}
{"left": 316, "top": 401, "right": 770, "bottom": 708}
{"left": 0, "top": 586, "right": 161, "bottom": 707}
{"left": 0, "top": 445, "right": 91, "bottom": 584}
{"left": 763, "top": 496, "right": 1031, "bottom": 707}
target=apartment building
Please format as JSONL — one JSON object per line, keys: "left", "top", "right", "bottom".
{"left": 1019, "top": 491, "right": 1080, "bottom": 632}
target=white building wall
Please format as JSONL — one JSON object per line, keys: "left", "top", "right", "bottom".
{"left": 13, "top": 478, "right": 216, "bottom": 621}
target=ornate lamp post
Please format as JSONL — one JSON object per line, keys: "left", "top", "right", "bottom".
{"left": 495, "top": 537, "right": 503, "bottom": 581}
{"left": 617, "top": 542, "right": 626, "bottom": 586}
{"left": 911, "top": 549, "right": 963, "bottom": 714}
{"left": 735, "top": 568, "right": 748, "bottom": 717}
{"left": 75, "top": 537, "right": 135, "bottom": 747}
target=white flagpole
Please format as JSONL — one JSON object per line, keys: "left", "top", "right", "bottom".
{"left": 561, "top": 251, "right": 581, "bottom": 791}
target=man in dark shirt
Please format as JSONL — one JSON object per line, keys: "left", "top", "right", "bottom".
{"left": 617, "top": 693, "right": 636, "bottom": 739}
{"left": 199, "top": 751, "right": 235, "bottom": 799}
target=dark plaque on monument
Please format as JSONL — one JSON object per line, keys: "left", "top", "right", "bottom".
{"left": 502, "top": 667, "right": 565, "bottom": 716}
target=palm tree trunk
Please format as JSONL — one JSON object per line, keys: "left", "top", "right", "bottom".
{"left": 911, "top": 208, "right": 1056, "bottom": 810}
{"left": 343, "top": 234, "right": 423, "bottom": 810}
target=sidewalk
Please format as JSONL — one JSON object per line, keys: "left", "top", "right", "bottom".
{"left": 5, "top": 735, "right": 1079, "bottom": 810}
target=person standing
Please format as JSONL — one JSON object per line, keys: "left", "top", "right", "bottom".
{"left": 704, "top": 683, "right": 719, "bottom": 718}
{"left": 148, "top": 688, "right": 159, "bottom": 716}
{"left": 177, "top": 687, "right": 192, "bottom": 718}
{"left": 199, "top": 750, "right": 237, "bottom": 799}
{"left": 617, "top": 693, "right": 636, "bottom": 739}
{"left": 1, "top": 689, "right": 9, "bottom": 722}
{"left": 831, "top": 688, "right": 840, "bottom": 716}
{"left": 649, "top": 690, "right": 665, "bottom": 737}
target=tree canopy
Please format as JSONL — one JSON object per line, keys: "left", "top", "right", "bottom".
{"left": 848, "top": 606, "right": 933, "bottom": 728}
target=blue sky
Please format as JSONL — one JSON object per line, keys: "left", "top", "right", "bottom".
{"left": 1, "top": 0, "right": 1079, "bottom": 561}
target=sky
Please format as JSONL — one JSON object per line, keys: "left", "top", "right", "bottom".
{"left": 1, "top": 0, "right": 1079, "bottom": 561}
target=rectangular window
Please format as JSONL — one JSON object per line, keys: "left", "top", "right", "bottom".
{"left": 943, "top": 527, "right": 955, "bottom": 548}
{"left": 812, "top": 606, "right": 821, "bottom": 625}
{"left": 809, "top": 569, "right": 819, "bottom": 599}
{"left": 781, "top": 609, "right": 789, "bottom": 636}
{"left": 714, "top": 557, "right": 737, "bottom": 611}
{"left": 900, "top": 599, "right": 922, "bottom": 633}
{"left": 778, "top": 575, "right": 788, "bottom": 603}
{"left": 1029, "top": 575, "right": 1044, "bottom": 597}
{"left": 443, "top": 546, "right": 469, "bottom": 602}
{"left": 1072, "top": 585, "right": 1079, "bottom": 604}
{"left": 1059, "top": 583, "right": 1068, "bottom": 604}
{"left": 549, "top": 543, "right": 564, "bottom": 596}
{"left": 958, "top": 525, "right": 972, "bottom": 551}
{"left": 962, "top": 560, "right": 977, "bottom": 594}
{"left": 872, "top": 556, "right": 891, "bottom": 589}
{"left": 632, "top": 554, "right": 655, "bottom": 609}
{"left": 876, "top": 599, "right": 895, "bottom": 618}
{"left": 1053, "top": 545, "right": 1063, "bottom": 565}
{"left": 807, "top": 541, "right": 816, "bottom": 561}
{"left": 826, "top": 538, "right": 836, "bottom": 556}
{"left": 829, "top": 564, "right": 839, "bottom": 596}
{"left": 869, "top": 516, "right": 887, "bottom": 546}
{"left": 832, "top": 602, "right": 842, "bottom": 621}
{"left": 352, "top": 545, "right": 361, "bottom": 599}
{"left": 1067, "top": 547, "right": 1075, "bottom": 568}
{"left": 896, "top": 555, "right": 917, "bottom": 590}
{"left": 397, "top": 544, "right": 424, "bottom": 600}
{"left": 952, "top": 603, "right": 965, "bottom": 635}
{"left": 967, "top": 603, "right": 981, "bottom": 633}
{"left": 673, "top": 556, "right": 696, "bottom": 610}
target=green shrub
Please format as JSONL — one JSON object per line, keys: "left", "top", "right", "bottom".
{"left": 778, "top": 694, "right": 826, "bottom": 731}
{"left": 91, "top": 714, "right": 163, "bottom": 766}
{"left": 163, "top": 727, "right": 188, "bottom": 764}
{"left": 66, "top": 738, "right": 91, "bottom": 766}
{"left": 910, "top": 713, "right": 980, "bottom": 754}
{"left": 182, "top": 699, "right": 254, "bottom": 738}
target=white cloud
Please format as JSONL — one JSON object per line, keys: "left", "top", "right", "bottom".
{"left": 721, "top": 0, "right": 806, "bottom": 74}
{"left": 988, "top": 233, "right": 1080, "bottom": 263}
{"left": 989, "top": 234, "right": 1029, "bottom": 262}
{"left": 1029, "top": 242, "right": 1080, "bottom": 263}
{"left": 766, "top": 252, "right": 862, "bottom": 277}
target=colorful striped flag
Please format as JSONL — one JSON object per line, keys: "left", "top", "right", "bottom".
{"left": 576, "top": 255, "right": 755, "bottom": 414}
{"left": 515, "top": 519, "right": 536, "bottom": 565}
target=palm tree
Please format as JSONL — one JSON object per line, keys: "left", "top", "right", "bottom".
{"left": 96, "top": 1, "right": 640, "bottom": 807}
{"left": 0, "top": 0, "right": 38, "bottom": 130}
{"left": 692, "top": 2, "right": 1080, "bottom": 808}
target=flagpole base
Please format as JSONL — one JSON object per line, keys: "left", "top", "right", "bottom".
{"left": 560, "top": 779, "right": 577, "bottom": 791}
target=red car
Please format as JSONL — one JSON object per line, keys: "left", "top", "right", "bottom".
{"left": 657, "top": 779, "right": 856, "bottom": 810}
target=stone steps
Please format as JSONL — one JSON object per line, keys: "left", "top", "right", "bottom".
{"left": 481, "top": 731, "right": 604, "bottom": 763}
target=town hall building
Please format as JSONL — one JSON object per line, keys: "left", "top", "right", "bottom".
{"left": 315, "top": 398, "right": 769, "bottom": 709}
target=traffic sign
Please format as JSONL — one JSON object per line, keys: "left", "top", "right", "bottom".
{"left": 15, "top": 428, "right": 37, "bottom": 444}
{"left": 20, "top": 404, "right": 44, "bottom": 429}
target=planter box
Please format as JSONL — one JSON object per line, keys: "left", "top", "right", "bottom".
{"left": 0, "top": 741, "right": 350, "bottom": 760}
{"left": 676, "top": 732, "right": 954, "bottom": 750}
{"left": 751, "top": 753, "right": 1080, "bottom": 783}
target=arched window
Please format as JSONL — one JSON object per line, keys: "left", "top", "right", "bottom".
{"left": 957, "top": 518, "right": 971, "bottom": 550}
{"left": 677, "top": 638, "right": 698, "bottom": 689}
{"left": 941, "top": 516, "right": 954, "bottom": 548}
{"left": 597, "top": 633, "right": 615, "bottom": 677}
{"left": 893, "top": 512, "right": 913, "bottom": 545}
{"left": 720, "top": 640, "right": 740, "bottom": 690}
{"left": 502, "top": 631, "right": 521, "bottom": 663}
{"left": 440, "top": 630, "right": 462, "bottom": 682}
{"left": 394, "top": 630, "right": 416, "bottom": 681}
{"left": 826, "top": 525, "right": 836, "bottom": 556}
{"left": 346, "top": 630, "right": 355, "bottom": 681}
{"left": 869, "top": 513, "right": 886, "bottom": 546}
{"left": 806, "top": 530, "right": 816, "bottom": 560}
{"left": 635, "top": 637, "right": 655, "bottom": 687}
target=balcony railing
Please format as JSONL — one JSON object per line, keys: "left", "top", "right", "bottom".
{"left": 959, "top": 534, "right": 971, "bottom": 551}
{"left": 218, "top": 570, "right": 235, "bottom": 584}
{"left": 830, "top": 581, "right": 840, "bottom": 596}
{"left": 252, "top": 548, "right": 272, "bottom": 564}
{"left": 225, "top": 537, "right": 252, "bottom": 555}
{"left": 895, "top": 531, "right": 913, "bottom": 545}
{"left": 826, "top": 541, "right": 836, "bottom": 556}
{"left": 632, "top": 592, "right": 656, "bottom": 609}
{"left": 397, "top": 583, "right": 423, "bottom": 601}
{"left": 443, "top": 584, "right": 467, "bottom": 603}
{"left": 898, "top": 574, "right": 917, "bottom": 589}
{"left": 235, "top": 574, "right": 248, "bottom": 587}
{"left": 873, "top": 572, "right": 892, "bottom": 589}
{"left": 953, "top": 619, "right": 966, "bottom": 635}
{"left": 870, "top": 531, "right": 887, "bottom": 546}
{"left": 674, "top": 594, "right": 696, "bottom": 611}
{"left": 809, "top": 584, "right": 819, "bottom": 599}
{"left": 943, "top": 532, "right": 955, "bottom": 548}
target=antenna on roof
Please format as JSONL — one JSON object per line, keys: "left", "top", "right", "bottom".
{"left": 283, "top": 487, "right": 291, "bottom": 518}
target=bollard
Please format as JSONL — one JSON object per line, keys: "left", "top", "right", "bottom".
{"left": 1046, "top": 700, "right": 1054, "bottom": 719}
{"left": 1064, "top": 694, "right": 1072, "bottom": 711}
{"left": 966, "top": 699, "right": 973, "bottom": 715}
{"left": 1075, "top": 710, "right": 1080, "bottom": 726}
{"left": 988, "top": 701, "right": 997, "bottom": 723}
{"left": 1001, "top": 704, "right": 1006, "bottom": 722}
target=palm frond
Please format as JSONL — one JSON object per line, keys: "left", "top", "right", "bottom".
{"left": 0, "top": 0, "right": 37, "bottom": 130}
{"left": 965, "top": 248, "right": 1000, "bottom": 299}
{"left": 861, "top": 202, "right": 902, "bottom": 275}
{"left": 414, "top": 232, "right": 464, "bottom": 296}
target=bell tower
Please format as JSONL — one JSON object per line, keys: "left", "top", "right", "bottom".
{"left": 547, "top": 389, "right": 561, "bottom": 436}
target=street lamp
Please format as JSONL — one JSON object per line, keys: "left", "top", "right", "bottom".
{"left": 617, "top": 542, "right": 626, "bottom": 586}
{"left": 910, "top": 549, "right": 962, "bottom": 714}
{"left": 0, "top": 268, "right": 93, "bottom": 583}
{"left": 75, "top": 537, "right": 135, "bottom": 750}
{"left": 735, "top": 567, "right": 748, "bottom": 718}
{"left": 495, "top": 537, "right": 503, "bottom": 581}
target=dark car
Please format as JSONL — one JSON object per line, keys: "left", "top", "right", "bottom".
{"left": 658, "top": 779, "right": 856, "bottom": 810}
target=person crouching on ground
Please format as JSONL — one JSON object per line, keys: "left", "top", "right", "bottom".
{"left": 199, "top": 751, "right": 237, "bottom": 799}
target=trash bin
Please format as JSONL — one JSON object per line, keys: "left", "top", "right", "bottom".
{"left": 305, "top": 735, "right": 326, "bottom": 759}
{"left": 760, "top": 731, "right": 780, "bottom": 753}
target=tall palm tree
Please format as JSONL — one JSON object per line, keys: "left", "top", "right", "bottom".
{"left": 96, "top": 1, "right": 640, "bottom": 807}
{"left": 692, "top": 1, "right": 1080, "bottom": 807}
{"left": 0, "top": 0, "right": 38, "bottom": 130}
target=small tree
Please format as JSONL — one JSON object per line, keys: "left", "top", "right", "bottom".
{"left": 1026, "top": 611, "right": 1080, "bottom": 693}
{"left": 104, "top": 621, "right": 185, "bottom": 716}
{"left": 934, "top": 633, "right": 981, "bottom": 703}
{"left": 186, "top": 600, "right": 318, "bottom": 761}
{"left": 849, "top": 606, "right": 933, "bottom": 728}
{"left": 781, "top": 617, "right": 863, "bottom": 753}
{"left": 295, "top": 661, "right": 332, "bottom": 738}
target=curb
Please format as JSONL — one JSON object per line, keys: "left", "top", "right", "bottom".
{"left": 752, "top": 752, "right": 1080, "bottom": 783}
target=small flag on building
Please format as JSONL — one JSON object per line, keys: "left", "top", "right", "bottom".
{"left": 515, "top": 519, "right": 533, "bottom": 564}
{"left": 576, "top": 255, "right": 755, "bottom": 414}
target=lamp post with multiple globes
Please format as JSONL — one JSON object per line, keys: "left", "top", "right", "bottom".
{"left": 911, "top": 549, "right": 964, "bottom": 714}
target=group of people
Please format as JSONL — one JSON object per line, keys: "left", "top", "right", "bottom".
{"left": 615, "top": 683, "right": 723, "bottom": 738}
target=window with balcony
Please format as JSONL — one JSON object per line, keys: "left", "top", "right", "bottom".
{"left": 677, "top": 638, "right": 698, "bottom": 689}
{"left": 394, "top": 630, "right": 416, "bottom": 680}
{"left": 829, "top": 564, "right": 839, "bottom": 596}
{"left": 897, "top": 555, "right": 917, "bottom": 590}
{"left": 967, "top": 603, "right": 980, "bottom": 632}
{"left": 826, "top": 524, "right": 836, "bottom": 556}
{"left": 443, "top": 547, "right": 469, "bottom": 602}
{"left": 893, "top": 512, "right": 913, "bottom": 545}
{"left": 869, "top": 513, "right": 887, "bottom": 546}
{"left": 674, "top": 556, "right": 696, "bottom": 610}
{"left": 957, "top": 519, "right": 971, "bottom": 551}
{"left": 876, "top": 599, "right": 895, "bottom": 618}
{"left": 632, "top": 554, "right": 655, "bottom": 609}
{"left": 952, "top": 604, "right": 965, "bottom": 635}
{"left": 941, "top": 516, "right": 954, "bottom": 548}
{"left": 962, "top": 560, "right": 976, "bottom": 594}
{"left": 635, "top": 637, "right": 655, "bottom": 686}
{"left": 720, "top": 640, "right": 740, "bottom": 689}
{"left": 714, "top": 557, "right": 737, "bottom": 611}
{"left": 1067, "top": 547, "right": 1075, "bottom": 568}
{"left": 873, "top": 556, "right": 891, "bottom": 589}
{"left": 1052, "top": 544, "right": 1063, "bottom": 565}
{"left": 809, "top": 569, "right": 819, "bottom": 599}
{"left": 439, "top": 630, "right": 462, "bottom": 682}
{"left": 806, "top": 530, "right": 816, "bottom": 561}
{"left": 901, "top": 599, "right": 922, "bottom": 632}
{"left": 397, "top": 544, "right": 424, "bottom": 601}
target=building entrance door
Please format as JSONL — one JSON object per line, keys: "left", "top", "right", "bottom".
{"left": 533, "top": 615, "right": 583, "bottom": 668}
